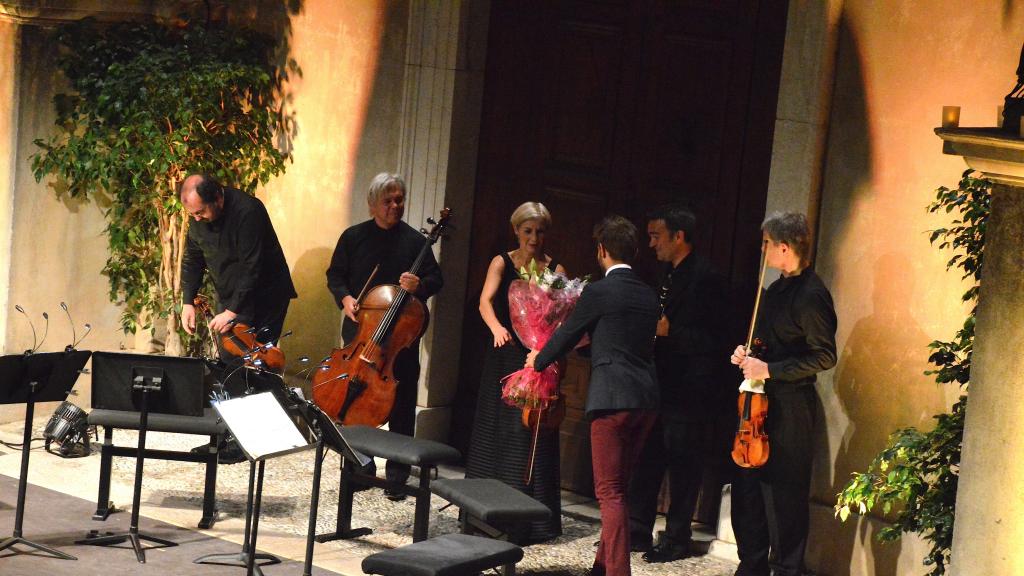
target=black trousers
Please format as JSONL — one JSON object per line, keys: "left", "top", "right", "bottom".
{"left": 731, "top": 385, "right": 817, "bottom": 576}
{"left": 628, "top": 412, "right": 714, "bottom": 546}
{"left": 383, "top": 346, "right": 420, "bottom": 484}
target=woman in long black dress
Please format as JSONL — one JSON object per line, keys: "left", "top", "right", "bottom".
{"left": 466, "top": 201, "right": 565, "bottom": 543}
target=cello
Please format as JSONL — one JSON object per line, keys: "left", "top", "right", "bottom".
{"left": 731, "top": 250, "right": 770, "bottom": 468}
{"left": 312, "top": 208, "right": 452, "bottom": 426}
{"left": 193, "top": 295, "right": 286, "bottom": 374}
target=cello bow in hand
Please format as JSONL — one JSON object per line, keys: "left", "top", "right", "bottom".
{"left": 312, "top": 208, "right": 453, "bottom": 427}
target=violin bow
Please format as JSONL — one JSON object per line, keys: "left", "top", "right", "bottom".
{"left": 745, "top": 248, "right": 769, "bottom": 352}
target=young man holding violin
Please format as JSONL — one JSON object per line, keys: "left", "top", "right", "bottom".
{"left": 729, "top": 212, "right": 837, "bottom": 576}
{"left": 627, "top": 205, "right": 731, "bottom": 563}
{"left": 526, "top": 215, "right": 659, "bottom": 576}
{"left": 326, "top": 172, "right": 443, "bottom": 500}
{"left": 179, "top": 173, "right": 297, "bottom": 349}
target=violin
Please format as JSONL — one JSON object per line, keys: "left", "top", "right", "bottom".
{"left": 732, "top": 338, "right": 769, "bottom": 468}
{"left": 312, "top": 208, "right": 452, "bottom": 427}
{"left": 731, "top": 249, "right": 771, "bottom": 469}
{"left": 193, "top": 295, "right": 285, "bottom": 374}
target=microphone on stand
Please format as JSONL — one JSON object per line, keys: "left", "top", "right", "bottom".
{"left": 268, "top": 330, "right": 292, "bottom": 350}
{"left": 60, "top": 302, "right": 92, "bottom": 350}
{"left": 14, "top": 305, "right": 38, "bottom": 354}
{"left": 60, "top": 302, "right": 77, "bottom": 350}
{"left": 38, "top": 312, "right": 49, "bottom": 352}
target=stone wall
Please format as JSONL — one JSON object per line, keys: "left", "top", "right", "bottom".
{"left": 0, "top": 1, "right": 485, "bottom": 430}
{"left": 773, "top": 1, "right": 1024, "bottom": 574}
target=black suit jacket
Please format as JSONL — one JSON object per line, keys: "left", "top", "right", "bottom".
{"left": 655, "top": 254, "right": 732, "bottom": 418}
{"left": 535, "top": 267, "right": 660, "bottom": 417}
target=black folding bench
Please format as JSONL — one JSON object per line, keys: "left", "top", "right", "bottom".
{"left": 88, "top": 408, "right": 226, "bottom": 529}
{"left": 430, "top": 478, "right": 552, "bottom": 540}
{"left": 315, "top": 425, "right": 461, "bottom": 544}
{"left": 362, "top": 533, "right": 524, "bottom": 576}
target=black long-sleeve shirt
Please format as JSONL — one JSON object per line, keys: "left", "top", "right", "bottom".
{"left": 754, "top": 269, "right": 837, "bottom": 394}
{"left": 180, "top": 187, "right": 296, "bottom": 323}
{"left": 326, "top": 219, "right": 443, "bottom": 342}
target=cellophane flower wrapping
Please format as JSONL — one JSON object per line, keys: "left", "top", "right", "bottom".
{"left": 500, "top": 262, "right": 589, "bottom": 409}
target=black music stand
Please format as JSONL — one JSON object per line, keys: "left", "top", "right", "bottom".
{"left": 207, "top": 390, "right": 316, "bottom": 576}
{"left": 0, "top": 350, "right": 90, "bottom": 561}
{"left": 77, "top": 352, "right": 205, "bottom": 563}
{"left": 193, "top": 379, "right": 291, "bottom": 575}
{"left": 300, "top": 399, "right": 370, "bottom": 576}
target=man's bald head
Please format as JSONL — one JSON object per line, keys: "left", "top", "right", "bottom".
{"left": 180, "top": 174, "right": 225, "bottom": 222}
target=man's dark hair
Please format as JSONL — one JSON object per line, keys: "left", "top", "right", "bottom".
{"left": 593, "top": 215, "right": 639, "bottom": 263}
{"left": 762, "top": 211, "right": 812, "bottom": 267}
{"left": 647, "top": 204, "right": 696, "bottom": 244}
{"left": 178, "top": 174, "right": 224, "bottom": 204}
{"left": 194, "top": 174, "right": 224, "bottom": 204}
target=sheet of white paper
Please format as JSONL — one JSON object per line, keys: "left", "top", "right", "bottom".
{"left": 213, "top": 392, "right": 308, "bottom": 460}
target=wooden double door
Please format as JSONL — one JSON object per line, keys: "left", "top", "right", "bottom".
{"left": 453, "top": 0, "right": 789, "bottom": 497}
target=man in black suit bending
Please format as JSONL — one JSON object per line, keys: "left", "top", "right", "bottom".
{"left": 526, "top": 215, "right": 660, "bottom": 576}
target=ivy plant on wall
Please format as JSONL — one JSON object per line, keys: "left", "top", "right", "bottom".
{"left": 31, "top": 17, "right": 291, "bottom": 355}
{"left": 835, "top": 169, "right": 990, "bottom": 575}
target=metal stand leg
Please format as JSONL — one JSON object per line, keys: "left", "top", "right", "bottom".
{"left": 77, "top": 383, "right": 177, "bottom": 563}
{"left": 193, "top": 459, "right": 280, "bottom": 574}
{"left": 303, "top": 439, "right": 325, "bottom": 575}
{"left": 246, "top": 460, "right": 267, "bottom": 576}
{"left": 0, "top": 388, "right": 77, "bottom": 561}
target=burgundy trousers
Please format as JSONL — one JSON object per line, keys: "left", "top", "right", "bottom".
{"left": 590, "top": 409, "right": 657, "bottom": 576}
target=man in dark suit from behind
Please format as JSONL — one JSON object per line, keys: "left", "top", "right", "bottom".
{"left": 526, "top": 215, "right": 660, "bottom": 576}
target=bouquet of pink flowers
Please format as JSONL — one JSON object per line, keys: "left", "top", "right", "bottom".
{"left": 501, "top": 260, "right": 589, "bottom": 409}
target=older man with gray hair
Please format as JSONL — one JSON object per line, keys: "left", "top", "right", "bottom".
{"left": 326, "top": 172, "right": 444, "bottom": 500}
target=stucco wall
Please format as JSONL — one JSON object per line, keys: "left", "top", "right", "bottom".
{"left": 0, "top": 20, "right": 18, "bottom": 357}
{"left": 257, "top": 0, "right": 403, "bottom": 374}
{"left": 799, "top": 1, "right": 1024, "bottom": 574}
{"left": 0, "top": 1, "right": 410, "bottom": 421}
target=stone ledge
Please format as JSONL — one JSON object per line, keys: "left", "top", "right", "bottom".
{"left": 936, "top": 126, "right": 1024, "bottom": 185}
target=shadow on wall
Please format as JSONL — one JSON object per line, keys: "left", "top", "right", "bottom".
{"left": 282, "top": 246, "right": 340, "bottom": 393}
{"left": 830, "top": 253, "right": 947, "bottom": 575}
{"left": 807, "top": 13, "right": 910, "bottom": 576}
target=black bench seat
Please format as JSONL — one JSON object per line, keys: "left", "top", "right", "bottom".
{"left": 430, "top": 478, "right": 552, "bottom": 539}
{"left": 317, "top": 425, "right": 461, "bottom": 544}
{"left": 87, "top": 408, "right": 227, "bottom": 529}
{"left": 362, "top": 533, "right": 523, "bottom": 576}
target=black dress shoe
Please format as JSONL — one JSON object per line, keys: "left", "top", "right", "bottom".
{"left": 642, "top": 540, "right": 692, "bottom": 563}
{"left": 631, "top": 538, "right": 653, "bottom": 553}
{"left": 383, "top": 488, "right": 407, "bottom": 502}
{"left": 217, "top": 442, "right": 247, "bottom": 464}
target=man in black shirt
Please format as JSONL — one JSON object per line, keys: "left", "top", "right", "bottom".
{"left": 326, "top": 172, "right": 443, "bottom": 497}
{"left": 180, "top": 174, "right": 296, "bottom": 346}
{"left": 628, "top": 205, "right": 730, "bottom": 562}
{"left": 730, "top": 212, "right": 837, "bottom": 576}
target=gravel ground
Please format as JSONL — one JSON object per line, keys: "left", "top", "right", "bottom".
{"left": 19, "top": 423, "right": 737, "bottom": 575}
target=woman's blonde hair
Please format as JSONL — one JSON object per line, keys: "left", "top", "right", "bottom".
{"left": 510, "top": 201, "right": 552, "bottom": 231}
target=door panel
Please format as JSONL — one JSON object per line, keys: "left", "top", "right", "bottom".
{"left": 453, "top": 0, "right": 788, "bottom": 502}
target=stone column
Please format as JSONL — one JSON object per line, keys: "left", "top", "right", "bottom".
{"left": 398, "top": 0, "right": 489, "bottom": 441}
{"left": 949, "top": 181, "right": 1024, "bottom": 575}
{"left": 0, "top": 19, "right": 20, "bottom": 425}
{"left": 936, "top": 128, "right": 1024, "bottom": 575}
